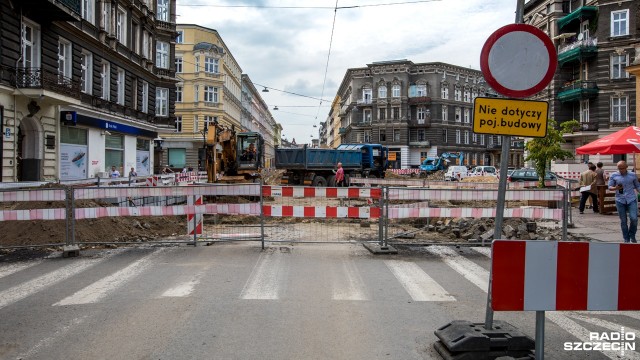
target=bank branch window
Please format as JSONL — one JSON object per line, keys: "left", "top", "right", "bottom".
{"left": 105, "top": 133, "right": 124, "bottom": 172}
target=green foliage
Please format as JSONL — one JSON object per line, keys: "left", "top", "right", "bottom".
{"left": 524, "top": 119, "right": 579, "bottom": 188}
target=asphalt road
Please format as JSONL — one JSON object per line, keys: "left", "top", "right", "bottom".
{"left": 0, "top": 243, "right": 638, "bottom": 360}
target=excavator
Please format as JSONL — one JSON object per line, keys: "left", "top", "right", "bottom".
{"left": 203, "top": 121, "right": 263, "bottom": 183}
{"left": 418, "top": 152, "right": 464, "bottom": 178}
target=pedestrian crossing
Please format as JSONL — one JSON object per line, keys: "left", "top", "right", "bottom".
{"left": 1, "top": 244, "right": 639, "bottom": 360}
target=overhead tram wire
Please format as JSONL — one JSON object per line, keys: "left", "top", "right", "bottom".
{"left": 314, "top": 0, "right": 339, "bottom": 122}
{"left": 180, "top": 1, "right": 442, "bottom": 10}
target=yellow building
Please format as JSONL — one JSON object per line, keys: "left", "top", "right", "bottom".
{"left": 159, "top": 24, "right": 243, "bottom": 171}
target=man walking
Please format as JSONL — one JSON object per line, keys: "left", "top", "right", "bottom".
{"left": 335, "top": 162, "right": 345, "bottom": 187}
{"left": 608, "top": 161, "right": 640, "bottom": 243}
{"left": 578, "top": 163, "right": 598, "bottom": 214}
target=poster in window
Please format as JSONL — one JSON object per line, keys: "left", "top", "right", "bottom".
{"left": 60, "top": 143, "right": 88, "bottom": 180}
{"left": 136, "top": 150, "right": 150, "bottom": 176}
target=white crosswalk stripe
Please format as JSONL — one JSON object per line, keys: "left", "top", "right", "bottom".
{"left": 384, "top": 260, "right": 454, "bottom": 302}
{"left": 240, "top": 250, "right": 288, "bottom": 300}
{"left": 332, "top": 259, "right": 368, "bottom": 301}
{"left": 0, "top": 259, "right": 43, "bottom": 279}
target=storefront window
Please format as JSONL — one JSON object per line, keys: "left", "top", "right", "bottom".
{"left": 105, "top": 133, "right": 124, "bottom": 171}
{"left": 136, "top": 138, "right": 151, "bottom": 176}
{"left": 168, "top": 148, "right": 186, "bottom": 168}
{"left": 60, "top": 127, "right": 88, "bottom": 180}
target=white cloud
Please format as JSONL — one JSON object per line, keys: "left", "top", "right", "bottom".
{"left": 178, "top": 0, "right": 517, "bottom": 143}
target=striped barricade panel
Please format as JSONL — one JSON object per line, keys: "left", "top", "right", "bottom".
{"left": 387, "top": 207, "right": 562, "bottom": 221}
{"left": 187, "top": 196, "right": 203, "bottom": 235}
{"left": 0, "top": 208, "right": 67, "bottom": 221}
{"left": 263, "top": 205, "right": 380, "bottom": 219}
{"left": 0, "top": 189, "right": 66, "bottom": 202}
{"left": 75, "top": 203, "right": 261, "bottom": 219}
{"left": 388, "top": 188, "right": 564, "bottom": 201}
{"left": 262, "top": 186, "right": 381, "bottom": 199}
{"left": 492, "top": 241, "right": 640, "bottom": 311}
{"left": 74, "top": 184, "right": 261, "bottom": 200}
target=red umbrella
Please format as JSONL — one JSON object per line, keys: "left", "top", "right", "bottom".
{"left": 576, "top": 126, "right": 640, "bottom": 155}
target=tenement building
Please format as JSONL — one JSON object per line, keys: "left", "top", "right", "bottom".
{"left": 524, "top": 0, "right": 638, "bottom": 173}
{"left": 332, "top": 60, "right": 523, "bottom": 169}
{"left": 0, "top": 0, "right": 177, "bottom": 181}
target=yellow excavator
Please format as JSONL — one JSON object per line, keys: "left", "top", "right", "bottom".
{"left": 204, "top": 122, "right": 263, "bottom": 183}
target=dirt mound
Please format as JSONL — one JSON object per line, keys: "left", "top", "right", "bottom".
{"left": 462, "top": 175, "right": 499, "bottom": 183}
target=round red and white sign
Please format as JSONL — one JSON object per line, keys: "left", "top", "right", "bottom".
{"left": 480, "top": 23, "right": 557, "bottom": 98}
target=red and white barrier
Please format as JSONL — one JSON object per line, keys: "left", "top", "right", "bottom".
{"left": 263, "top": 205, "right": 380, "bottom": 219}
{"left": 145, "top": 176, "right": 159, "bottom": 187}
{"left": 388, "top": 169, "right": 421, "bottom": 175}
{"left": 0, "top": 209, "right": 67, "bottom": 221}
{"left": 74, "top": 184, "right": 260, "bottom": 200}
{"left": 74, "top": 203, "right": 260, "bottom": 219}
{"left": 0, "top": 189, "right": 66, "bottom": 202}
{"left": 263, "top": 186, "right": 381, "bottom": 199}
{"left": 388, "top": 188, "right": 564, "bottom": 201}
{"left": 492, "top": 240, "right": 640, "bottom": 311}
{"left": 388, "top": 207, "right": 562, "bottom": 220}
{"left": 175, "top": 171, "right": 198, "bottom": 183}
{"left": 187, "top": 196, "right": 203, "bottom": 235}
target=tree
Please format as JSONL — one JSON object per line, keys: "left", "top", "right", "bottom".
{"left": 525, "top": 119, "right": 579, "bottom": 188}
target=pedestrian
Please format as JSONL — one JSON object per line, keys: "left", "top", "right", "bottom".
{"left": 128, "top": 167, "right": 137, "bottom": 185}
{"left": 594, "top": 161, "right": 606, "bottom": 199}
{"left": 586, "top": 162, "right": 595, "bottom": 209}
{"left": 335, "top": 162, "right": 345, "bottom": 187}
{"left": 578, "top": 163, "right": 598, "bottom": 214}
{"left": 110, "top": 165, "right": 120, "bottom": 178}
{"left": 608, "top": 160, "right": 640, "bottom": 243}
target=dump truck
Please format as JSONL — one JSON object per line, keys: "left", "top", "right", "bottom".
{"left": 275, "top": 143, "right": 388, "bottom": 186}
{"left": 203, "top": 122, "right": 263, "bottom": 183}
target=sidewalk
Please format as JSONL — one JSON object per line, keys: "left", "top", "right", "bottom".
{"left": 568, "top": 206, "right": 627, "bottom": 243}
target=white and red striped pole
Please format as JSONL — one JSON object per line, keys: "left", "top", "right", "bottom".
{"left": 187, "top": 195, "right": 203, "bottom": 235}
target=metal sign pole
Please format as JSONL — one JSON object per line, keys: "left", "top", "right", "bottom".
{"left": 535, "top": 311, "right": 545, "bottom": 360}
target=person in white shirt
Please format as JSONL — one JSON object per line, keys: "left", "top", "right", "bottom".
{"left": 110, "top": 166, "right": 120, "bottom": 178}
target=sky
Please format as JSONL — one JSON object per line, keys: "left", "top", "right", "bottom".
{"left": 177, "top": 0, "right": 519, "bottom": 145}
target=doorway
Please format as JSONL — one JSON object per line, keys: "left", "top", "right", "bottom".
{"left": 17, "top": 116, "right": 43, "bottom": 181}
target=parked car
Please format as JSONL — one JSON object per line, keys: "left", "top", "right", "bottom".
{"left": 444, "top": 165, "right": 469, "bottom": 181}
{"left": 507, "top": 168, "right": 560, "bottom": 182}
{"left": 469, "top": 166, "right": 497, "bottom": 177}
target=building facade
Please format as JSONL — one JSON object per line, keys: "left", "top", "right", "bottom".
{"left": 333, "top": 60, "right": 524, "bottom": 169}
{"left": 0, "top": 0, "right": 177, "bottom": 181}
{"left": 241, "top": 75, "right": 279, "bottom": 168}
{"left": 161, "top": 24, "right": 243, "bottom": 171}
{"left": 524, "top": 0, "right": 638, "bottom": 172}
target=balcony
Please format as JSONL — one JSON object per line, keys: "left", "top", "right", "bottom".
{"left": 487, "top": 143, "right": 502, "bottom": 150}
{"left": 574, "top": 122, "right": 599, "bottom": 132}
{"left": 18, "top": 0, "right": 81, "bottom": 22}
{"left": 558, "top": 6, "right": 598, "bottom": 31}
{"left": 338, "top": 128, "right": 346, "bottom": 134}
{"left": 408, "top": 96, "right": 431, "bottom": 105}
{"left": 156, "top": 20, "right": 176, "bottom": 32}
{"left": 511, "top": 141, "right": 525, "bottom": 149}
{"left": 408, "top": 116, "right": 431, "bottom": 127}
{"left": 557, "top": 80, "right": 598, "bottom": 102}
{"left": 356, "top": 98, "right": 373, "bottom": 106}
{"left": 409, "top": 140, "right": 430, "bottom": 147}
{"left": 557, "top": 37, "right": 598, "bottom": 67}
{"left": 11, "top": 67, "right": 81, "bottom": 100}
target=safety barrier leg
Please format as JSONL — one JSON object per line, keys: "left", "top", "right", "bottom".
{"left": 260, "top": 179, "right": 265, "bottom": 250}
{"left": 378, "top": 187, "right": 384, "bottom": 247}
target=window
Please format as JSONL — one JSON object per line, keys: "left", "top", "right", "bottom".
{"left": 61, "top": 126, "right": 87, "bottom": 145}
{"left": 194, "top": 55, "right": 200, "bottom": 72}
{"left": 142, "top": 81, "right": 148, "bottom": 113}
{"left": 132, "top": 23, "right": 139, "bottom": 53}
{"left": 156, "top": 88, "right": 168, "bottom": 116}
{"left": 205, "top": 57, "right": 219, "bottom": 73}
{"left": 441, "top": 85, "right": 448, "bottom": 99}
{"left": 204, "top": 86, "right": 218, "bottom": 103}
{"left": 392, "top": 107, "right": 400, "bottom": 120}
{"left": 105, "top": 133, "right": 124, "bottom": 171}
{"left": 416, "top": 84, "right": 427, "bottom": 96}
{"left": 464, "top": 90, "right": 470, "bottom": 102}
{"left": 456, "top": 129, "right": 461, "bottom": 143}
{"left": 378, "top": 108, "right": 386, "bottom": 120}
{"left": 21, "top": 20, "right": 41, "bottom": 71}
{"left": 364, "top": 130, "right": 371, "bottom": 143}
{"left": 175, "top": 116, "right": 182, "bottom": 133}
{"left": 156, "top": 41, "right": 169, "bottom": 68}
{"left": 132, "top": 78, "right": 138, "bottom": 109}
{"left": 363, "top": 109, "right": 372, "bottom": 123}
{"left": 611, "top": 54, "right": 628, "bottom": 79}
{"left": 480, "top": 134, "right": 485, "bottom": 145}
{"left": 417, "top": 129, "right": 425, "bottom": 141}
{"left": 378, "top": 85, "right": 387, "bottom": 99}
{"left": 454, "top": 88, "right": 462, "bottom": 101}
{"left": 116, "top": 7, "right": 126, "bottom": 45}
{"left": 102, "top": 2, "right": 111, "bottom": 33}
{"left": 101, "top": 61, "right": 110, "bottom": 101}
{"left": 464, "top": 130, "right": 469, "bottom": 144}
{"left": 176, "top": 86, "right": 183, "bottom": 102}
{"left": 175, "top": 57, "right": 183, "bottom": 73}
{"left": 611, "top": 97, "right": 627, "bottom": 123}
{"left": 611, "top": 10, "right": 629, "bottom": 37}
{"left": 417, "top": 107, "right": 426, "bottom": 124}
{"left": 57, "top": 39, "right": 72, "bottom": 83}
{"left": 176, "top": 30, "right": 184, "bottom": 44}
{"left": 204, "top": 116, "right": 217, "bottom": 130}
{"left": 142, "top": 31, "right": 149, "bottom": 58}
{"left": 455, "top": 107, "right": 461, "bottom": 122}
{"left": 464, "top": 109, "right": 470, "bottom": 123}
{"left": 82, "top": 0, "right": 94, "bottom": 23}
{"left": 194, "top": 85, "right": 199, "bottom": 102}
{"left": 580, "top": 100, "right": 589, "bottom": 123}
{"left": 168, "top": 149, "right": 187, "bottom": 169}
{"left": 116, "top": 68, "right": 125, "bottom": 105}
{"left": 80, "top": 52, "right": 92, "bottom": 94}
{"left": 393, "top": 129, "right": 400, "bottom": 142}
{"left": 362, "top": 88, "right": 372, "bottom": 103}
{"left": 194, "top": 115, "right": 199, "bottom": 133}
{"left": 472, "top": 133, "right": 477, "bottom": 143}
{"left": 442, "top": 129, "right": 448, "bottom": 142}
{"left": 157, "top": 0, "right": 169, "bottom": 22}
{"left": 392, "top": 85, "right": 401, "bottom": 98}
{"left": 442, "top": 105, "right": 448, "bottom": 122}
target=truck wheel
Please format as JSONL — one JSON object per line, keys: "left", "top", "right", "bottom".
{"left": 312, "top": 176, "right": 327, "bottom": 187}
{"left": 419, "top": 172, "right": 427, "bottom": 178}
{"left": 328, "top": 175, "right": 336, "bottom": 187}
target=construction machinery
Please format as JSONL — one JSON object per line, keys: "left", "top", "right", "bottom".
{"left": 418, "top": 152, "right": 464, "bottom": 177}
{"left": 203, "top": 122, "right": 263, "bottom": 183}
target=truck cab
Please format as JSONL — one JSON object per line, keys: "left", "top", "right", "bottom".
{"left": 336, "top": 144, "right": 388, "bottom": 178}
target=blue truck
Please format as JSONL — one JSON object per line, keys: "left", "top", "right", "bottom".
{"left": 275, "top": 144, "right": 388, "bottom": 186}
{"left": 418, "top": 152, "right": 464, "bottom": 177}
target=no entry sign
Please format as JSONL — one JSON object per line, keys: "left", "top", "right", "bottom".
{"left": 480, "top": 24, "right": 557, "bottom": 98}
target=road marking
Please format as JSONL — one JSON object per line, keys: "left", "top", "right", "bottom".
{"left": 15, "top": 316, "right": 87, "bottom": 359}
{"left": 161, "top": 267, "right": 210, "bottom": 298}
{"left": 427, "top": 245, "right": 630, "bottom": 360}
{"left": 0, "top": 260, "right": 43, "bottom": 279}
{"left": 53, "top": 249, "right": 165, "bottom": 306}
{"left": 578, "top": 310, "right": 640, "bottom": 321}
{"left": 426, "top": 246, "right": 489, "bottom": 291}
{"left": 0, "top": 256, "right": 112, "bottom": 310}
{"left": 471, "top": 247, "right": 491, "bottom": 258}
{"left": 384, "top": 260, "right": 454, "bottom": 302}
{"left": 240, "top": 251, "right": 287, "bottom": 300}
{"left": 332, "top": 259, "right": 368, "bottom": 301}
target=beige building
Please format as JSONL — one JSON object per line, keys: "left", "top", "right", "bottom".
{"left": 160, "top": 24, "right": 243, "bottom": 171}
